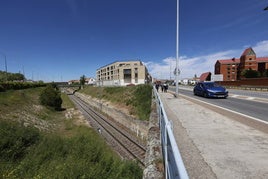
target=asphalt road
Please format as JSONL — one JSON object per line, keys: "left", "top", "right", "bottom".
{"left": 169, "top": 86, "right": 268, "bottom": 123}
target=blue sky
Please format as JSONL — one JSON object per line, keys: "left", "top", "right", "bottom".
{"left": 0, "top": 0, "right": 267, "bottom": 82}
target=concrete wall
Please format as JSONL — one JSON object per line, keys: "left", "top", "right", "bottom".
{"left": 218, "top": 78, "right": 268, "bottom": 86}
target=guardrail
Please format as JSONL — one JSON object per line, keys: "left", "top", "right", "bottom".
{"left": 154, "top": 87, "right": 189, "bottom": 179}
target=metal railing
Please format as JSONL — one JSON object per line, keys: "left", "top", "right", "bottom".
{"left": 154, "top": 87, "right": 189, "bottom": 179}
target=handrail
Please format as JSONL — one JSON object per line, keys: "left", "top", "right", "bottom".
{"left": 154, "top": 87, "right": 189, "bottom": 179}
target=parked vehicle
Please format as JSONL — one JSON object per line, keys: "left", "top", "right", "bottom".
{"left": 193, "top": 82, "right": 228, "bottom": 98}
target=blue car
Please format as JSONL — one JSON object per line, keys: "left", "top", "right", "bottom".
{"left": 193, "top": 82, "right": 228, "bottom": 98}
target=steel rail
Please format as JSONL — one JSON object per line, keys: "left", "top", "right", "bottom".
{"left": 69, "top": 94, "right": 146, "bottom": 166}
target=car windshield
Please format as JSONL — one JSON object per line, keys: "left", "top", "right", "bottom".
{"left": 204, "top": 83, "right": 219, "bottom": 88}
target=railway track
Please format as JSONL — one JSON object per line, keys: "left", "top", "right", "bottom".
{"left": 68, "top": 94, "right": 146, "bottom": 166}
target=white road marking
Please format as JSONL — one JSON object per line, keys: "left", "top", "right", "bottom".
{"left": 179, "top": 93, "right": 268, "bottom": 125}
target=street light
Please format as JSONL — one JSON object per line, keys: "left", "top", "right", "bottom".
{"left": 0, "top": 52, "right": 8, "bottom": 81}
{"left": 175, "top": 0, "right": 179, "bottom": 97}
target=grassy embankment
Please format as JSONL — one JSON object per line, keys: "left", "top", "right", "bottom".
{"left": 0, "top": 88, "right": 142, "bottom": 178}
{"left": 80, "top": 84, "right": 152, "bottom": 121}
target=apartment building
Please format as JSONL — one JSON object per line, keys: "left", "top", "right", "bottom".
{"left": 96, "top": 60, "right": 151, "bottom": 86}
{"left": 215, "top": 47, "right": 268, "bottom": 81}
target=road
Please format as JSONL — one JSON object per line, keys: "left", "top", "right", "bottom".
{"left": 169, "top": 86, "right": 268, "bottom": 123}
{"left": 159, "top": 90, "right": 268, "bottom": 179}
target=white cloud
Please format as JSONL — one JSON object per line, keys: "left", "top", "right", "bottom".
{"left": 145, "top": 40, "right": 268, "bottom": 80}
{"left": 253, "top": 40, "right": 268, "bottom": 57}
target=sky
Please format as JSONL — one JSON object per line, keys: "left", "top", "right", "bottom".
{"left": 0, "top": 0, "right": 268, "bottom": 82}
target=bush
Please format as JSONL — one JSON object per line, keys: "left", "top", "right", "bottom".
{"left": 3, "top": 128, "right": 142, "bottom": 178}
{"left": 264, "top": 69, "right": 268, "bottom": 77}
{"left": 0, "top": 122, "right": 142, "bottom": 179}
{"left": 0, "top": 121, "right": 40, "bottom": 162}
{"left": 39, "top": 84, "right": 62, "bottom": 110}
{"left": 0, "top": 84, "right": 5, "bottom": 92}
{"left": 241, "top": 69, "right": 260, "bottom": 78}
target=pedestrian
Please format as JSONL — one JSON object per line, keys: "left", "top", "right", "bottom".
{"left": 161, "top": 84, "right": 164, "bottom": 92}
{"left": 163, "top": 83, "right": 167, "bottom": 92}
{"left": 164, "top": 83, "right": 168, "bottom": 92}
{"left": 156, "top": 83, "right": 159, "bottom": 92}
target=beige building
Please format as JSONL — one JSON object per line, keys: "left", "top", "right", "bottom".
{"left": 96, "top": 60, "right": 151, "bottom": 86}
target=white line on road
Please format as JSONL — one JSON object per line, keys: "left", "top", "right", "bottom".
{"left": 179, "top": 93, "right": 268, "bottom": 125}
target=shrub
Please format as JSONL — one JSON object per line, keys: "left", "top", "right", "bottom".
{"left": 264, "top": 69, "right": 268, "bottom": 77}
{"left": 39, "top": 84, "right": 62, "bottom": 110}
{"left": 0, "top": 84, "right": 5, "bottom": 92}
{"left": 0, "top": 121, "right": 40, "bottom": 162}
{"left": 5, "top": 129, "right": 142, "bottom": 178}
{"left": 241, "top": 69, "right": 260, "bottom": 78}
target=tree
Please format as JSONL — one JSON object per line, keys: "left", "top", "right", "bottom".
{"left": 8, "top": 73, "right": 25, "bottom": 81}
{"left": 39, "top": 84, "right": 62, "bottom": 110}
{"left": 80, "top": 75, "right": 86, "bottom": 89}
{"left": 264, "top": 69, "right": 268, "bottom": 77}
{"left": 0, "top": 71, "right": 25, "bottom": 82}
{"left": 241, "top": 69, "right": 260, "bottom": 78}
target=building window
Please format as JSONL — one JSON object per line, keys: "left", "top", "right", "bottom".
{"left": 134, "top": 68, "right": 138, "bottom": 83}
{"left": 123, "top": 69, "right": 131, "bottom": 83}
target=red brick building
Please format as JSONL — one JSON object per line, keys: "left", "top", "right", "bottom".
{"left": 214, "top": 47, "right": 268, "bottom": 81}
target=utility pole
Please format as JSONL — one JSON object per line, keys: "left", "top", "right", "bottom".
{"left": 22, "top": 65, "right": 25, "bottom": 81}
{"left": 0, "top": 52, "right": 8, "bottom": 81}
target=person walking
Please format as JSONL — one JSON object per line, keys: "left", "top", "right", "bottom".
{"left": 164, "top": 83, "right": 168, "bottom": 92}
{"left": 155, "top": 83, "right": 159, "bottom": 92}
{"left": 163, "top": 83, "right": 167, "bottom": 92}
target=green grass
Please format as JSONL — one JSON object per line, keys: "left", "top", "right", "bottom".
{"left": 80, "top": 85, "right": 152, "bottom": 121}
{"left": 61, "top": 93, "right": 75, "bottom": 109}
{"left": 0, "top": 88, "right": 143, "bottom": 178}
{"left": 0, "top": 88, "right": 42, "bottom": 116}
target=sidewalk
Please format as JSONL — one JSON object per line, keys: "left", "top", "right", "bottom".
{"left": 159, "top": 92, "right": 268, "bottom": 179}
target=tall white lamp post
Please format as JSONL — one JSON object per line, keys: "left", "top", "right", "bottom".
{"left": 175, "top": 0, "right": 179, "bottom": 97}
{"left": 0, "top": 52, "right": 8, "bottom": 81}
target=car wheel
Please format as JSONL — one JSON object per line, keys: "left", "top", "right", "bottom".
{"left": 193, "top": 90, "right": 197, "bottom": 95}
{"left": 203, "top": 92, "right": 208, "bottom": 98}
